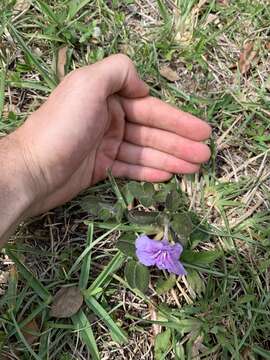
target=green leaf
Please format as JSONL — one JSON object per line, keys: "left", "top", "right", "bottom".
{"left": 116, "top": 234, "right": 136, "bottom": 258}
{"left": 153, "top": 181, "right": 178, "bottom": 203}
{"left": 121, "top": 183, "right": 134, "bottom": 204}
{"left": 181, "top": 250, "right": 222, "bottom": 265}
{"left": 143, "top": 182, "right": 155, "bottom": 196}
{"left": 190, "top": 226, "right": 210, "bottom": 248}
{"left": 165, "top": 190, "right": 186, "bottom": 212}
{"left": 126, "top": 209, "right": 160, "bottom": 225}
{"left": 124, "top": 260, "right": 150, "bottom": 293}
{"left": 186, "top": 269, "right": 205, "bottom": 297}
{"left": 156, "top": 275, "right": 176, "bottom": 295}
{"left": 80, "top": 196, "right": 124, "bottom": 221}
{"left": 154, "top": 329, "right": 171, "bottom": 360}
{"left": 140, "top": 196, "right": 153, "bottom": 207}
{"left": 80, "top": 195, "right": 101, "bottom": 215}
{"left": 72, "top": 310, "right": 100, "bottom": 360}
{"left": 171, "top": 213, "right": 193, "bottom": 245}
{"left": 127, "top": 181, "right": 155, "bottom": 207}
{"left": 84, "top": 296, "right": 128, "bottom": 344}
{"left": 127, "top": 181, "right": 143, "bottom": 196}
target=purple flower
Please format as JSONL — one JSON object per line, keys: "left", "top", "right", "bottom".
{"left": 135, "top": 235, "right": 187, "bottom": 276}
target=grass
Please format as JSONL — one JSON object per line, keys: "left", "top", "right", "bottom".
{"left": 0, "top": 0, "right": 270, "bottom": 359}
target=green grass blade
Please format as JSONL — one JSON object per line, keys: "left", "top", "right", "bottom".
{"left": 72, "top": 310, "right": 100, "bottom": 360}
{"left": 156, "top": 0, "right": 171, "bottom": 24}
{"left": 5, "top": 266, "right": 18, "bottom": 311}
{"left": 85, "top": 252, "right": 125, "bottom": 295}
{"left": 6, "top": 249, "right": 52, "bottom": 303}
{"left": 67, "top": 0, "right": 93, "bottom": 20}
{"left": 8, "top": 301, "right": 48, "bottom": 338}
{"left": 8, "top": 79, "right": 50, "bottom": 92}
{"left": 91, "top": 221, "right": 159, "bottom": 234}
{"left": 252, "top": 345, "right": 270, "bottom": 359}
{"left": 8, "top": 24, "right": 57, "bottom": 89}
{"left": 84, "top": 296, "right": 128, "bottom": 344}
{"left": 0, "top": 69, "right": 5, "bottom": 119}
{"left": 68, "top": 223, "right": 121, "bottom": 277}
{"left": 79, "top": 223, "right": 94, "bottom": 290}
{"left": 31, "top": 0, "right": 59, "bottom": 24}
{"left": 38, "top": 324, "right": 50, "bottom": 359}
{"left": 107, "top": 170, "right": 128, "bottom": 208}
{"left": 10, "top": 311, "right": 41, "bottom": 360}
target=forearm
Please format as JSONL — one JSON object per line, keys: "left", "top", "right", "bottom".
{"left": 0, "top": 134, "right": 33, "bottom": 248}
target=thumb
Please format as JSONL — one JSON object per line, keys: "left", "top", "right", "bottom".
{"left": 86, "top": 54, "right": 149, "bottom": 98}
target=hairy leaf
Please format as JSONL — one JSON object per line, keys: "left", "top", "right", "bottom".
{"left": 124, "top": 260, "right": 150, "bottom": 293}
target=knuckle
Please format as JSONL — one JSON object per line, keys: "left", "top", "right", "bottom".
{"left": 65, "top": 68, "right": 88, "bottom": 87}
{"left": 112, "top": 54, "right": 135, "bottom": 72}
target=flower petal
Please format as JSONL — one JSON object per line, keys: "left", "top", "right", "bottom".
{"left": 136, "top": 235, "right": 163, "bottom": 253}
{"left": 166, "top": 256, "right": 187, "bottom": 276}
{"left": 135, "top": 249, "right": 157, "bottom": 266}
{"left": 135, "top": 235, "right": 164, "bottom": 267}
{"left": 168, "top": 243, "right": 183, "bottom": 260}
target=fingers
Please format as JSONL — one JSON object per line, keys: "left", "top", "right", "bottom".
{"left": 117, "top": 142, "right": 200, "bottom": 174}
{"left": 85, "top": 54, "right": 149, "bottom": 98}
{"left": 111, "top": 160, "right": 172, "bottom": 182}
{"left": 121, "top": 96, "right": 211, "bottom": 141}
{"left": 125, "top": 123, "right": 211, "bottom": 164}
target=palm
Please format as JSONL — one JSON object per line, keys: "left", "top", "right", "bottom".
{"left": 91, "top": 95, "right": 126, "bottom": 184}
{"left": 19, "top": 55, "right": 211, "bottom": 215}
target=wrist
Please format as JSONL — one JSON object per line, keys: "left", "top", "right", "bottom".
{"left": 0, "top": 133, "right": 37, "bottom": 246}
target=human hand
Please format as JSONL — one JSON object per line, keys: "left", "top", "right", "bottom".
{"left": 11, "top": 54, "right": 211, "bottom": 215}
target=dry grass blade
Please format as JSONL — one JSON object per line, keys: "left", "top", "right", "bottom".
{"left": 238, "top": 41, "right": 257, "bottom": 75}
{"left": 57, "top": 46, "right": 68, "bottom": 81}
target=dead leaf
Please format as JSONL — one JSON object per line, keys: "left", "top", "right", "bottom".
{"left": 21, "top": 319, "right": 39, "bottom": 345}
{"left": 50, "top": 287, "right": 83, "bottom": 318}
{"left": 266, "top": 42, "right": 270, "bottom": 51}
{"left": 14, "top": 0, "right": 30, "bottom": 12}
{"left": 159, "top": 65, "right": 180, "bottom": 82}
{"left": 238, "top": 42, "right": 257, "bottom": 75}
{"left": 57, "top": 46, "right": 68, "bottom": 82}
